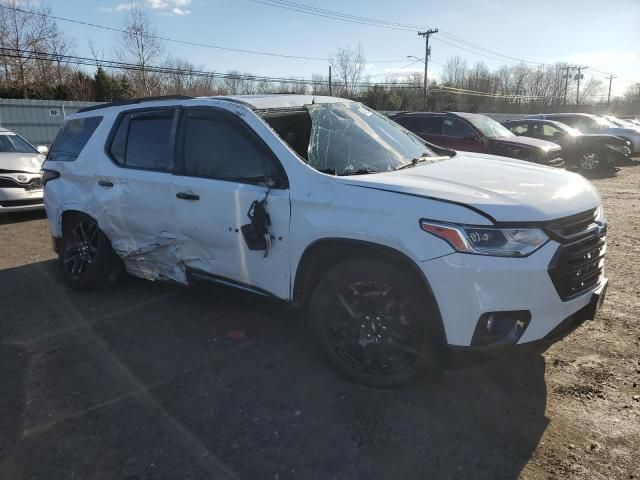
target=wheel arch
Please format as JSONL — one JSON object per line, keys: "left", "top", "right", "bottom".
{"left": 292, "top": 238, "right": 447, "bottom": 343}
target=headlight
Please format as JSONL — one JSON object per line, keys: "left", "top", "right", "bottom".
{"left": 605, "top": 143, "right": 630, "bottom": 154}
{"left": 594, "top": 205, "right": 606, "bottom": 225}
{"left": 420, "top": 221, "right": 549, "bottom": 257}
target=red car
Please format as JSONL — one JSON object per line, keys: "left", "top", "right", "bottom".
{"left": 389, "top": 111, "right": 564, "bottom": 167}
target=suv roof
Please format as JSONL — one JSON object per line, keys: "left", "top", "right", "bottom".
{"left": 391, "top": 111, "right": 484, "bottom": 119}
{"left": 77, "top": 94, "right": 352, "bottom": 114}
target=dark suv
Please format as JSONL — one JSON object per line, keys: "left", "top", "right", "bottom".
{"left": 503, "top": 118, "right": 629, "bottom": 175}
{"left": 389, "top": 112, "right": 564, "bottom": 167}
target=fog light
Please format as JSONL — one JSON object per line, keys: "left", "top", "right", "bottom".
{"left": 471, "top": 311, "right": 531, "bottom": 347}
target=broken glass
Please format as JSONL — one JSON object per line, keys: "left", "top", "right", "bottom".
{"left": 306, "top": 102, "right": 441, "bottom": 176}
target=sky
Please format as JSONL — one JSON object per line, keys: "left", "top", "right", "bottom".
{"left": 43, "top": 0, "right": 640, "bottom": 96}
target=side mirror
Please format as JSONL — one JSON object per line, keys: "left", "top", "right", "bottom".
{"left": 552, "top": 132, "right": 564, "bottom": 138}
{"left": 37, "top": 145, "right": 49, "bottom": 155}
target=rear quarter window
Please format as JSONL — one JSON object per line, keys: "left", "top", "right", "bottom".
{"left": 47, "top": 116, "right": 103, "bottom": 162}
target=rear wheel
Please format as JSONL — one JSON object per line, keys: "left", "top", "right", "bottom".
{"left": 309, "top": 258, "right": 443, "bottom": 388}
{"left": 60, "top": 214, "right": 123, "bottom": 289}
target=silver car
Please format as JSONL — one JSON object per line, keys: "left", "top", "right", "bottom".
{"left": 0, "top": 128, "right": 47, "bottom": 213}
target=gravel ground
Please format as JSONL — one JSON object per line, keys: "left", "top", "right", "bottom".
{"left": 0, "top": 166, "right": 638, "bottom": 480}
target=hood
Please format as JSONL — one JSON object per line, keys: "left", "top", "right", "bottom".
{"left": 491, "top": 136, "right": 560, "bottom": 150}
{"left": 341, "top": 153, "right": 600, "bottom": 222}
{"left": 0, "top": 152, "right": 45, "bottom": 174}
{"left": 581, "top": 134, "right": 629, "bottom": 145}
{"left": 605, "top": 127, "right": 640, "bottom": 138}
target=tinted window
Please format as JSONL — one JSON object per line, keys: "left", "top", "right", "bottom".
{"left": 48, "top": 117, "right": 102, "bottom": 161}
{"left": 443, "top": 118, "right": 475, "bottom": 138}
{"left": 542, "top": 124, "right": 563, "bottom": 138}
{"left": 108, "top": 109, "right": 175, "bottom": 171}
{"left": 423, "top": 117, "right": 444, "bottom": 134}
{"left": 182, "top": 109, "right": 276, "bottom": 182}
{"left": 509, "top": 124, "right": 529, "bottom": 135}
{"left": 0, "top": 133, "right": 38, "bottom": 154}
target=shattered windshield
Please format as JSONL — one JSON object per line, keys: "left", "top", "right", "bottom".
{"left": 306, "top": 102, "right": 438, "bottom": 175}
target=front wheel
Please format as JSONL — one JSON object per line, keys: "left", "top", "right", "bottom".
{"left": 577, "top": 151, "right": 602, "bottom": 173}
{"left": 308, "top": 259, "right": 443, "bottom": 388}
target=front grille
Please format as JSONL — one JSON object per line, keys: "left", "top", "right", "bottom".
{"left": 24, "top": 178, "right": 42, "bottom": 190}
{"left": 546, "top": 209, "right": 597, "bottom": 241}
{"left": 0, "top": 198, "right": 43, "bottom": 208}
{"left": 0, "top": 177, "right": 42, "bottom": 190}
{"left": 547, "top": 209, "right": 606, "bottom": 302}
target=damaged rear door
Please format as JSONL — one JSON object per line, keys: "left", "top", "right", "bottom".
{"left": 172, "top": 107, "right": 291, "bottom": 299}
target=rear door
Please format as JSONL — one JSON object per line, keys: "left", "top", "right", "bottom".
{"left": 171, "top": 107, "right": 291, "bottom": 299}
{"left": 98, "top": 107, "right": 182, "bottom": 281}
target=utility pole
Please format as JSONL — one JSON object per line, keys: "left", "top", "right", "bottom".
{"left": 575, "top": 65, "right": 588, "bottom": 105}
{"left": 328, "top": 65, "right": 332, "bottom": 96}
{"left": 606, "top": 74, "right": 617, "bottom": 106}
{"left": 561, "top": 65, "right": 575, "bottom": 107}
{"left": 417, "top": 28, "right": 438, "bottom": 109}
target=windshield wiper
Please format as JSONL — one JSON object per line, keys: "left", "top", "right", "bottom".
{"left": 338, "top": 168, "right": 379, "bottom": 176}
{"left": 395, "top": 155, "right": 431, "bottom": 171}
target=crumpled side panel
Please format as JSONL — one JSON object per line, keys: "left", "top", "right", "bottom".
{"left": 110, "top": 233, "right": 187, "bottom": 284}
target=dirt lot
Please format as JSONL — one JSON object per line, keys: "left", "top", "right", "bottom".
{"left": 0, "top": 166, "right": 638, "bottom": 480}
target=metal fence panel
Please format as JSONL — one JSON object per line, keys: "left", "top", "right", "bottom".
{"left": 0, "top": 98, "right": 102, "bottom": 146}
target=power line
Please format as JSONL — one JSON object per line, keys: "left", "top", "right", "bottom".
{"left": 0, "top": 4, "right": 414, "bottom": 64}
{"left": 0, "top": 47, "right": 422, "bottom": 89}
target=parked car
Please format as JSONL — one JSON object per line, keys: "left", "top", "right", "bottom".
{"left": 42, "top": 95, "right": 607, "bottom": 387}
{"left": 389, "top": 111, "right": 564, "bottom": 167}
{"left": 526, "top": 113, "right": 640, "bottom": 154}
{"left": 0, "top": 127, "right": 48, "bottom": 213}
{"left": 502, "top": 118, "right": 630, "bottom": 174}
{"left": 602, "top": 115, "right": 640, "bottom": 132}
{"left": 620, "top": 116, "right": 640, "bottom": 128}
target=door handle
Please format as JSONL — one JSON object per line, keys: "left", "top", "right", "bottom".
{"left": 176, "top": 192, "right": 200, "bottom": 201}
{"left": 98, "top": 180, "right": 114, "bottom": 188}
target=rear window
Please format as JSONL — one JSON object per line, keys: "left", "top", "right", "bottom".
{"left": 47, "top": 116, "right": 103, "bottom": 162}
{"left": 108, "top": 109, "right": 175, "bottom": 171}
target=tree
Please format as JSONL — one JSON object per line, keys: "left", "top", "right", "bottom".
{"left": 0, "top": 0, "right": 57, "bottom": 98}
{"left": 330, "top": 44, "right": 366, "bottom": 98}
{"left": 116, "top": 4, "right": 164, "bottom": 96}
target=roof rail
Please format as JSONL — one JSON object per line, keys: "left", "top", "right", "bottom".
{"left": 76, "top": 95, "right": 194, "bottom": 113}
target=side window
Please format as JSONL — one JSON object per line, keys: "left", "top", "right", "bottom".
{"left": 541, "top": 124, "right": 563, "bottom": 139}
{"left": 397, "top": 116, "right": 423, "bottom": 132}
{"left": 48, "top": 116, "right": 103, "bottom": 161}
{"left": 509, "top": 124, "right": 529, "bottom": 135}
{"left": 423, "top": 116, "right": 444, "bottom": 134}
{"left": 108, "top": 109, "right": 175, "bottom": 171}
{"left": 443, "top": 118, "right": 474, "bottom": 138}
{"left": 181, "top": 109, "right": 277, "bottom": 183}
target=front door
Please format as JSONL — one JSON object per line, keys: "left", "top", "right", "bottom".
{"left": 442, "top": 117, "right": 484, "bottom": 152}
{"left": 172, "top": 107, "right": 291, "bottom": 300}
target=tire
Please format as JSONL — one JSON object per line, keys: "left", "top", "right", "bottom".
{"left": 577, "top": 151, "right": 602, "bottom": 174}
{"left": 59, "top": 214, "right": 123, "bottom": 290}
{"left": 308, "top": 258, "right": 444, "bottom": 388}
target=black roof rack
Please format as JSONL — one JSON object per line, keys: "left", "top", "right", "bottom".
{"left": 76, "top": 95, "right": 194, "bottom": 113}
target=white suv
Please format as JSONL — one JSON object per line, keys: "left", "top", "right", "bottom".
{"left": 43, "top": 95, "right": 608, "bottom": 387}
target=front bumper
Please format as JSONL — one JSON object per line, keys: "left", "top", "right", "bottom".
{"left": 421, "top": 240, "right": 607, "bottom": 348}
{"left": 0, "top": 187, "right": 44, "bottom": 213}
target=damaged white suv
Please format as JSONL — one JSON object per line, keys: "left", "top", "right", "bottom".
{"left": 43, "top": 95, "right": 608, "bottom": 387}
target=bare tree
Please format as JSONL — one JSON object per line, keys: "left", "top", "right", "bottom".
{"left": 330, "top": 44, "right": 366, "bottom": 98}
{"left": 0, "top": 0, "right": 57, "bottom": 97}
{"left": 116, "top": 4, "right": 164, "bottom": 96}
